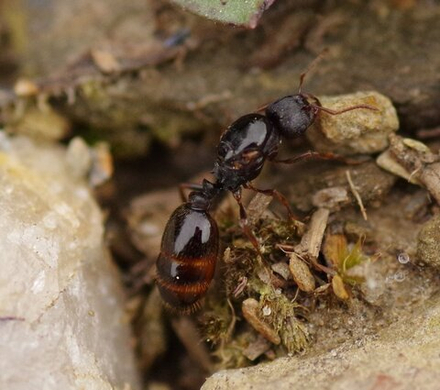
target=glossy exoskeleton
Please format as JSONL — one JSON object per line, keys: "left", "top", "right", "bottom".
{"left": 156, "top": 182, "right": 221, "bottom": 313}
{"left": 156, "top": 76, "right": 376, "bottom": 313}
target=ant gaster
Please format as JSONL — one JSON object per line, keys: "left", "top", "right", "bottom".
{"left": 156, "top": 56, "right": 377, "bottom": 313}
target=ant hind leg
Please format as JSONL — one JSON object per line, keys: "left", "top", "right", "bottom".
{"left": 244, "top": 183, "right": 299, "bottom": 221}
{"left": 271, "top": 150, "right": 369, "bottom": 166}
{"left": 232, "top": 189, "right": 263, "bottom": 257}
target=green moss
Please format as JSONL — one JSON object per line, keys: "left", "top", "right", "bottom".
{"left": 258, "top": 287, "right": 309, "bottom": 353}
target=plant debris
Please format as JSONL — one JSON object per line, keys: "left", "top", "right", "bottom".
{"left": 377, "top": 134, "right": 440, "bottom": 204}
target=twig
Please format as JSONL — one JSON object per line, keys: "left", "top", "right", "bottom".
{"left": 295, "top": 208, "right": 330, "bottom": 259}
{"left": 346, "top": 170, "right": 368, "bottom": 221}
{"left": 379, "top": 135, "right": 440, "bottom": 205}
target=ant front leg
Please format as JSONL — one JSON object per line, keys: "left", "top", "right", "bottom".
{"left": 244, "top": 183, "right": 299, "bottom": 221}
{"left": 232, "top": 188, "right": 263, "bottom": 257}
{"left": 179, "top": 183, "right": 203, "bottom": 202}
{"left": 271, "top": 150, "right": 369, "bottom": 166}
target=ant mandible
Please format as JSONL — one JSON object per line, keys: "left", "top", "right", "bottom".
{"left": 155, "top": 54, "right": 377, "bottom": 314}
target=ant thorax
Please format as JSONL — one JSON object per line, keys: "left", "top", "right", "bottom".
{"left": 213, "top": 113, "right": 280, "bottom": 192}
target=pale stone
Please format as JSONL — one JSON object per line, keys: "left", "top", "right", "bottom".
{"left": 203, "top": 299, "right": 440, "bottom": 390}
{"left": 0, "top": 133, "right": 140, "bottom": 390}
{"left": 307, "top": 91, "right": 399, "bottom": 155}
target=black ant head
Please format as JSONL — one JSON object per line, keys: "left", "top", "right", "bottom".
{"left": 265, "top": 49, "right": 329, "bottom": 139}
{"left": 265, "top": 94, "right": 317, "bottom": 139}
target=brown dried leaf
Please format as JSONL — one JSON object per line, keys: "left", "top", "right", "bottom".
{"left": 323, "top": 233, "right": 348, "bottom": 269}
{"left": 332, "top": 274, "right": 349, "bottom": 300}
{"left": 289, "top": 253, "right": 315, "bottom": 292}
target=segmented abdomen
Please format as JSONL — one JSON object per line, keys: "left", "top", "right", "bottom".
{"left": 156, "top": 204, "right": 219, "bottom": 313}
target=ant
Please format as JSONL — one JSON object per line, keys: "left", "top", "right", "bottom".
{"left": 155, "top": 54, "right": 377, "bottom": 314}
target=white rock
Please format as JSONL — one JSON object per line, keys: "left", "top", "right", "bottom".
{"left": 0, "top": 133, "right": 140, "bottom": 390}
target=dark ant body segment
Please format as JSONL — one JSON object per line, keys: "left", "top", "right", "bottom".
{"left": 156, "top": 59, "right": 378, "bottom": 313}
{"left": 214, "top": 113, "right": 280, "bottom": 192}
{"left": 156, "top": 181, "right": 220, "bottom": 314}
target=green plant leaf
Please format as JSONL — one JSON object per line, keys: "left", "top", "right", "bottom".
{"left": 343, "top": 239, "right": 368, "bottom": 271}
{"left": 170, "top": 0, "right": 276, "bottom": 28}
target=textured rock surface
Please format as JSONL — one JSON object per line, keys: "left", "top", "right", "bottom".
{"left": 0, "top": 133, "right": 140, "bottom": 389}
{"left": 202, "top": 298, "right": 440, "bottom": 390}
{"left": 307, "top": 91, "right": 399, "bottom": 155}
{"left": 2, "top": 1, "right": 440, "bottom": 154}
{"left": 417, "top": 214, "right": 440, "bottom": 269}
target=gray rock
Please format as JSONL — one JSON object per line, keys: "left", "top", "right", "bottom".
{"left": 0, "top": 133, "right": 140, "bottom": 389}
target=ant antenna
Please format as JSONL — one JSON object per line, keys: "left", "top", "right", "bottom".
{"left": 298, "top": 48, "right": 329, "bottom": 94}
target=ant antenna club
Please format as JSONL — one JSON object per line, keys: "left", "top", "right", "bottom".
{"left": 298, "top": 48, "right": 329, "bottom": 94}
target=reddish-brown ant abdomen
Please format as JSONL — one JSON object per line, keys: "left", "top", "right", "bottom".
{"left": 156, "top": 203, "right": 219, "bottom": 313}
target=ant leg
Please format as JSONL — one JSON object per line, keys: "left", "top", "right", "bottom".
{"left": 244, "top": 183, "right": 299, "bottom": 221}
{"left": 179, "top": 183, "right": 203, "bottom": 202}
{"left": 271, "top": 150, "right": 368, "bottom": 165}
{"left": 232, "top": 189, "right": 262, "bottom": 256}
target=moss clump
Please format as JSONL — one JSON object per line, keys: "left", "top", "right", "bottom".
{"left": 200, "top": 210, "right": 374, "bottom": 368}
{"left": 258, "top": 285, "right": 309, "bottom": 354}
